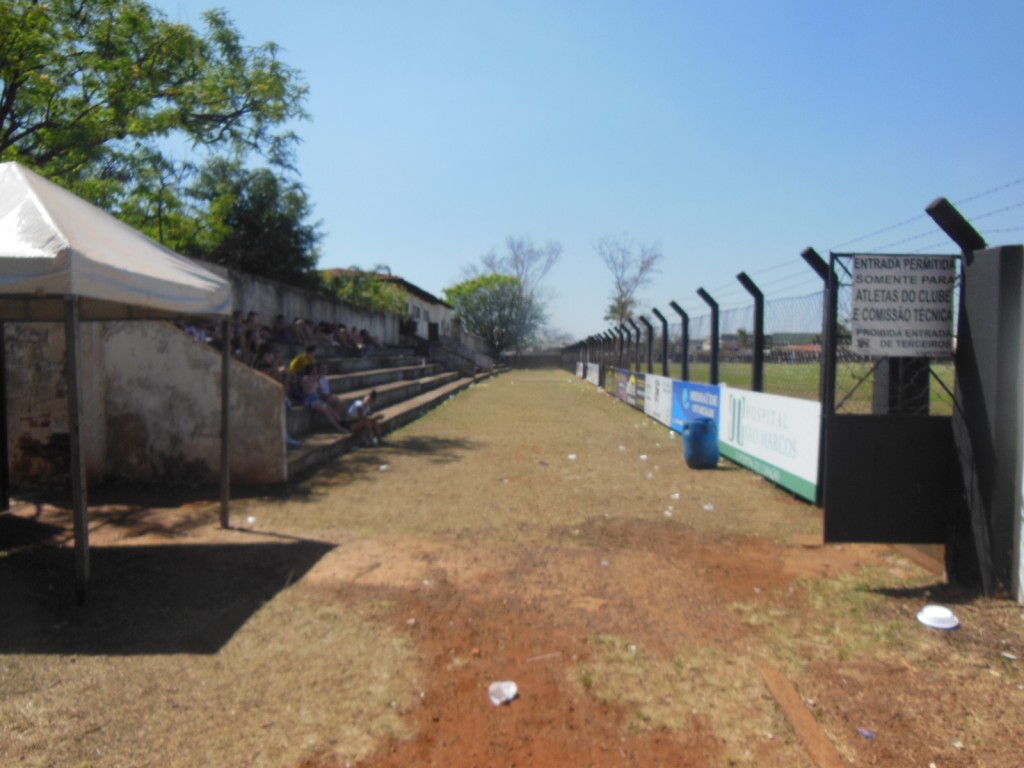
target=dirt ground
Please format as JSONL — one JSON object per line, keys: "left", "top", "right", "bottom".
{"left": 2, "top": 369, "right": 1022, "bottom": 767}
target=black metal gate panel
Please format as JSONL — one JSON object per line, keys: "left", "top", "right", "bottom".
{"left": 821, "top": 253, "right": 960, "bottom": 544}
{"left": 824, "top": 414, "right": 958, "bottom": 543}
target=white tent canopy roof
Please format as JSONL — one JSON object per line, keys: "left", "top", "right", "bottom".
{"left": 0, "top": 161, "right": 230, "bottom": 321}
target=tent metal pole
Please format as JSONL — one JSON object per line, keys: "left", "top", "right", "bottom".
{"left": 0, "top": 320, "right": 9, "bottom": 511}
{"left": 220, "top": 317, "right": 230, "bottom": 528}
{"left": 64, "top": 296, "right": 89, "bottom": 603}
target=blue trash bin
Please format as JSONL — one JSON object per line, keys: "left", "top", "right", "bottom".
{"left": 682, "top": 418, "right": 719, "bottom": 469}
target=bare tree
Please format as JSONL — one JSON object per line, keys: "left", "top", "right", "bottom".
{"left": 596, "top": 234, "right": 663, "bottom": 328}
{"left": 481, "top": 236, "right": 563, "bottom": 300}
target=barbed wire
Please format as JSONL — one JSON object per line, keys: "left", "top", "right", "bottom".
{"left": 954, "top": 176, "right": 1024, "bottom": 206}
{"left": 592, "top": 177, "right": 1021, "bottom": 340}
{"left": 969, "top": 198, "right": 1024, "bottom": 221}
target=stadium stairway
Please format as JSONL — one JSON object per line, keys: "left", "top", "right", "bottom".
{"left": 284, "top": 350, "right": 491, "bottom": 478}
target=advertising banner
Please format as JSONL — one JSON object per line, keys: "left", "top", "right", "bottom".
{"left": 850, "top": 254, "right": 956, "bottom": 358}
{"left": 718, "top": 388, "right": 820, "bottom": 502}
{"left": 614, "top": 369, "right": 630, "bottom": 401}
{"left": 671, "top": 381, "right": 722, "bottom": 432}
{"left": 585, "top": 363, "right": 601, "bottom": 386}
{"left": 610, "top": 368, "right": 647, "bottom": 410}
{"left": 643, "top": 374, "right": 675, "bottom": 429}
{"left": 626, "top": 371, "right": 645, "bottom": 410}
{"left": 576, "top": 361, "right": 585, "bottom": 377}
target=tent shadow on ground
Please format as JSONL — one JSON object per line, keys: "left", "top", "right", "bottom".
{"left": 0, "top": 536, "right": 334, "bottom": 656}
{"left": 0, "top": 511, "right": 65, "bottom": 547}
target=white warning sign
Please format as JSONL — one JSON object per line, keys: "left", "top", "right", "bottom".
{"left": 850, "top": 254, "right": 956, "bottom": 358}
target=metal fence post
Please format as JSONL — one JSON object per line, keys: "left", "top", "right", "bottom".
{"left": 651, "top": 308, "right": 669, "bottom": 377}
{"left": 639, "top": 315, "right": 654, "bottom": 374}
{"left": 736, "top": 272, "right": 765, "bottom": 392}
{"left": 696, "top": 288, "right": 720, "bottom": 385}
{"left": 801, "top": 246, "right": 830, "bottom": 507}
{"left": 628, "top": 318, "right": 641, "bottom": 371}
{"left": 669, "top": 301, "right": 689, "bottom": 382}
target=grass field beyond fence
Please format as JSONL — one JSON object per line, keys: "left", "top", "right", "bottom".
{"left": 614, "top": 360, "right": 955, "bottom": 415}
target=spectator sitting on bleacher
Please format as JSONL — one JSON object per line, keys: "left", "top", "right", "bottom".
{"left": 359, "top": 327, "right": 386, "bottom": 350}
{"left": 273, "top": 314, "right": 296, "bottom": 345}
{"left": 346, "top": 326, "right": 368, "bottom": 353}
{"left": 301, "top": 364, "right": 348, "bottom": 433}
{"left": 314, "top": 363, "right": 347, "bottom": 414}
{"left": 344, "top": 389, "right": 383, "bottom": 446}
{"left": 239, "top": 311, "right": 260, "bottom": 360}
{"left": 287, "top": 345, "right": 317, "bottom": 401}
{"left": 185, "top": 318, "right": 210, "bottom": 343}
{"left": 293, "top": 317, "right": 317, "bottom": 345}
{"left": 333, "top": 323, "right": 358, "bottom": 352}
{"left": 255, "top": 342, "right": 287, "bottom": 385}
{"left": 316, "top": 321, "right": 341, "bottom": 348}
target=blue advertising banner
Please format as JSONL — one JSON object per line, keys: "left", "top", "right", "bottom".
{"left": 671, "top": 381, "right": 722, "bottom": 431}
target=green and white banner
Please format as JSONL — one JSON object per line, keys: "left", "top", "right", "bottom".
{"left": 718, "top": 387, "right": 820, "bottom": 502}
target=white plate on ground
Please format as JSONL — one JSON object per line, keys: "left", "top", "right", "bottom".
{"left": 916, "top": 604, "right": 959, "bottom": 630}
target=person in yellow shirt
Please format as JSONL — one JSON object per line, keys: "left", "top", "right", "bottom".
{"left": 287, "top": 345, "right": 317, "bottom": 401}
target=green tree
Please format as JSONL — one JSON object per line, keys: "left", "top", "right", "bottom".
{"left": 185, "top": 158, "right": 322, "bottom": 286}
{"left": 0, "top": 0, "right": 312, "bottom": 278}
{"left": 321, "top": 266, "right": 409, "bottom": 315}
{"left": 0, "top": 1, "right": 306, "bottom": 176}
{"left": 444, "top": 274, "right": 544, "bottom": 357}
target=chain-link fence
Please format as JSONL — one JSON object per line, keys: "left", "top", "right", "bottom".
{"left": 661, "top": 290, "right": 825, "bottom": 400}
{"left": 610, "top": 262, "right": 957, "bottom": 417}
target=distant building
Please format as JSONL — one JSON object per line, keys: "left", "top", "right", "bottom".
{"left": 321, "top": 269, "right": 455, "bottom": 340}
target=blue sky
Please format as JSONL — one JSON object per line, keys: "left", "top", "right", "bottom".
{"left": 155, "top": 1, "right": 1024, "bottom": 339}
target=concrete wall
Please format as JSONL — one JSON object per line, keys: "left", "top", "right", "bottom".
{"left": 2, "top": 266, "right": 488, "bottom": 488}
{"left": 5, "top": 320, "right": 287, "bottom": 488}
{"left": 101, "top": 322, "right": 287, "bottom": 485}
{"left": 406, "top": 292, "right": 454, "bottom": 339}
{"left": 4, "top": 261, "right": 395, "bottom": 488}
{"left": 222, "top": 267, "right": 399, "bottom": 344}
{"left": 450, "top": 320, "right": 492, "bottom": 358}
{"left": 5, "top": 322, "right": 104, "bottom": 482}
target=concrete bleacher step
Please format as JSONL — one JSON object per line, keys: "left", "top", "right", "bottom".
{"left": 285, "top": 372, "right": 487, "bottom": 479}
{"left": 323, "top": 362, "right": 446, "bottom": 394}
{"left": 286, "top": 369, "right": 462, "bottom": 436}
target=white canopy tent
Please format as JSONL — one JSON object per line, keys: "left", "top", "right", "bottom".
{"left": 0, "top": 161, "right": 233, "bottom": 600}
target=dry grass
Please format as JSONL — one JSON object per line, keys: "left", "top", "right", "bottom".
{"left": 1, "top": 585, "right": 418, "bottom": 767}
{"left": 575, "top": 636, "right": 808, "bottom": 766}
{"left": 2, "top": 369, "right": 1022, "bottom": 768}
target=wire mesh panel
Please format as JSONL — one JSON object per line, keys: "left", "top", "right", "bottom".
{"left": 717, "top": 305, "right": 754, "bottom": 390}
{"left": 668, "top": 290, "right": 828, "bottom": 395}
{"left": 666, "top": 316, "right": 713, "bottom": 383}
{"left": 764, "top": 291, "right": 825, "bottom": 400}
{"left": 686, "top": 314, "right": 713, "bottom": 382}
